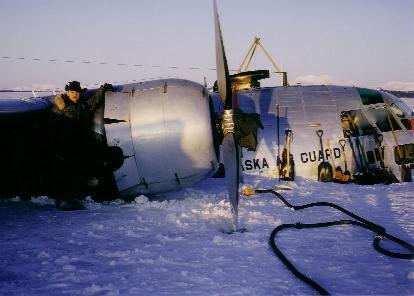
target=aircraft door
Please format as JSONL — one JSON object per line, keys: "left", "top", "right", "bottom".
{"left": 340, "top": 110, "right": 380, "bottom": 174}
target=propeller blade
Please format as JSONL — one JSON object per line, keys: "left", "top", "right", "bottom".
{"left": 213, "top": 0, "right": 240, "bottom": 231}
{"left": 213, "top": 0, "right": 232, "bottom": 109}
{"left": 222, "top": 132, "right": 240, "bottom": 230}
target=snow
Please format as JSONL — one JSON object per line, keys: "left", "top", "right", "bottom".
{"left": 1, "top": 176, "right": 414, "bottom": 295}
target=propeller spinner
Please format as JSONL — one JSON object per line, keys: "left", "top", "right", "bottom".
{"left": 213, "top": 0, "right": 240, "bottom": 231}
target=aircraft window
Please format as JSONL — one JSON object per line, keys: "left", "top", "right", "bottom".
{"left": 366, "top": 150, "right": 376, "bottom": 164}
{"left": 374, "top": 147, "right": 384, "bottom": 161}
{"left": 357, "top": 88, "right": 384, "bottom": 105}
{"left": 390, "top": 103, "right": 405, "bottom": 117}
{"left": 401, "top": 118, "right": 412, "bottom": 130}
{"left": 367, "top": 108, "right": 401, "bottom": 132}
{"left": 395, "top": 144, "right": 414, "bottom": 165}
{"left": 341, "top": 110, "right": 376, "bottom": 137}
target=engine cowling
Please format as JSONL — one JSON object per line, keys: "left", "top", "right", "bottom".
{"left": 103, "top": 79, "right": 219, "bottom": 197}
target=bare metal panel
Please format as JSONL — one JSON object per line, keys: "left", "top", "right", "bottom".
{"left": 116, "top": 79, "right": 218, "bottom": 196}
{"left": 303, "top": 98, "right": 335, "bottom": 106}
{"left": 329, "top": 86, "right": 362, "bottom": 111}
{"left": 104, "top": 91, "right": 142, "bottom": 192}
{"left": 105, "top": 122, "right": 135, "bottom": 156}
{"left": 113, "top": 157, "right": 142, "bottom": 192}
{"left": 306, "top": 113, "right": 338, "bottom": 123}
{"left": 105, "top": 92, "right": 130, "bottom": 121}
{"left": 275, "top": 86, "right": 302, "bottom": 95}
{"left": 305, "top": 105, "right": 338, "bottom": 113}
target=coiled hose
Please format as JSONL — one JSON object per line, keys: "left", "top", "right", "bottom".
{"left": 250, "top": 188, "right": 414, "bottom": 295}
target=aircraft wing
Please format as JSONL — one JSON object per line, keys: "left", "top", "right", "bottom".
{"left": 0, "top": 96, "right": 53, "bottom": 117}
{"left": 0, "top": 95, "right": 54, "bottom": 198}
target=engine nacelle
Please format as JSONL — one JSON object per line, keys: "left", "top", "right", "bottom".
{"left": 104, "top": 79, "right": 219, "bottom": 197}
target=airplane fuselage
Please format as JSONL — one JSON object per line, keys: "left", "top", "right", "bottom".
{"left": 212, "top": 84, "right": 414, "bottom": 182}
{"left": 1, "top": 80, "right": 413, "bottom": 200}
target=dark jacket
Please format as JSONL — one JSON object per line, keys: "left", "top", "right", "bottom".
{"left": 49, "top": 87, "right": 106, "bottom": 160}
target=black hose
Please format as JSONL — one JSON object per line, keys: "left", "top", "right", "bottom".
{"left": 255, "top": 189, "right": 414, "bottom": 295}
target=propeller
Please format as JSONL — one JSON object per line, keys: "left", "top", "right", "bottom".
{"left": 213, "top": 0, "right": 240, "bottom": 231}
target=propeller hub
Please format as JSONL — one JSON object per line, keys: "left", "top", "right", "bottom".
{"left": 222, "top": 109, "right": 235, "bottom": 136}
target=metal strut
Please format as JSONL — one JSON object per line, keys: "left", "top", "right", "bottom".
{"left": 238, "top": 37, "right": 289, "bottom": 87}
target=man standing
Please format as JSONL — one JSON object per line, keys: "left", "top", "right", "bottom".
{"left": 49, "top": 81, "right": 113, "bottom": 210}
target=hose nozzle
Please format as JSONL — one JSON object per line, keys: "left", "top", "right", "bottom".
{"left": 242, "top": 186, "right": 256, "bottom": 196}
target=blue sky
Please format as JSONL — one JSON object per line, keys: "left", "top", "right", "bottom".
{"left": 0, "top": 0, "right": 413, "bottom": 90}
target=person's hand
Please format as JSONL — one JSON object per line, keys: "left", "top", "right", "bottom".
{"left": 102, "top": 83, "right": 115, "bottom": 92}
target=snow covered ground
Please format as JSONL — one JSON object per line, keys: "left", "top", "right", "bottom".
{"left": 1, "top": 176, "right": 414, "bottom": 296}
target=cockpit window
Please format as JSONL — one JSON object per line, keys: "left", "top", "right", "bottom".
{"left": 401, "top": 118, "right": 413, "bottom": 130}
{"left": 395, "top": 144, "right": 414, "bottom": 165}
{"left": 389, "top": 103, "right": 405, "bottom": 118}
{"left": 341, "top": 110, "right": 377, "bottom": 137}
{"left": 366, "top": 108, "right": 401, "bottom": 132}
{"left": 357, "top": 88, "right": 384, "bottom": 105}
